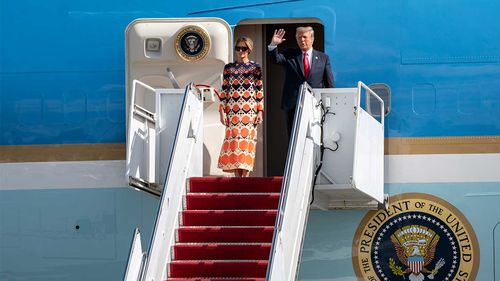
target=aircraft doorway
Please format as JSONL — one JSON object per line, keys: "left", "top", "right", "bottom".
{"left": 235, "top": 20, "right": 325, "bottom": 176}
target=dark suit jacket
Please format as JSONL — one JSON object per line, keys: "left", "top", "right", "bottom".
{"left": 269, "top": 47, "right": 335, "bottom": 111}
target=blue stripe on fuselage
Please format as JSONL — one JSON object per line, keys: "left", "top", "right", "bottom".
{"left": 2, "top": 0, "right": 500, "bottom": 145}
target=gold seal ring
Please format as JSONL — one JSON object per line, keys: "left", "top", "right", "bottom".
{"left": 174, "top": 25, "right": 211, "bottom": 62}
{"left": 352, "top": 193, "right": 479, "bottom": 281}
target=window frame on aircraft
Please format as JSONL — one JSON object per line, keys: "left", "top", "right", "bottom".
{"left": 367, "top": 83, "right": 391, "bottom": 117}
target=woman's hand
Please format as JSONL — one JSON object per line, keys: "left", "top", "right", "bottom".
{"left": 219, "top": 110, "right": 228, "bottom": 126}
{"left": 254, "top": 111, "right": 263, "bottom": 125}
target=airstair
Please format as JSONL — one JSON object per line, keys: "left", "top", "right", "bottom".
{"left": 123, "top": 81, "right": 385, "bottom": 281}
{"left": 123, "top": 18, "right": 385, "bottom": 281}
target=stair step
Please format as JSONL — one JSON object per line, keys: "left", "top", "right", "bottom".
{"left": 177, "top": 227, "right": 275, "bottom": 243}
{"left": 173, "top": 243, "right": 271, "bottom": 260}
{"left": 169, "top": 261, "right": 268, "bottom": 278}
{"left": 182, "top": 210, "right": 277, "bottom": 226}
{"left": 167, "top": 277, "right": 266, "bottom": 281}
{"left": 185, "top": 194, "right": 280, "bottom": 210}
{"left": 189, "top": 177, "right": 282, "bottom": 193}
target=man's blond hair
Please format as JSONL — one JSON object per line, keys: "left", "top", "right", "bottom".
{"left": 296, "top": 26, "right": 314, "bottom": 39}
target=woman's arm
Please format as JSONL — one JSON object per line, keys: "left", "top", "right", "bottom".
{"left": 254, "top": 64, "right": 264, "bottom": 125}
{"left": 219, "top": 65, "right": 230, "bottom": 125}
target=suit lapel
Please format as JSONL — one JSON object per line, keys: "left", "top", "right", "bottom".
{"left": 311, "top": 49, "right": 318, "bottom": 72}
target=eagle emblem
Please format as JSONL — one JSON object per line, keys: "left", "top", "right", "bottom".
{"left": 390, "top": 225, "right": 445, "bottom": 281}
{"left": 174, "top": 25, "right": 211, "bottom": 62}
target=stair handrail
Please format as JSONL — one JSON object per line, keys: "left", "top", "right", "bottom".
{"left": 123, "top": 228, "right": 146, "bottom": 281}
{"left": 124, "top": 83, "right": 203, "bottom": 281}
{"left": 267, "top": 83, "right": 321, "bottom": 281}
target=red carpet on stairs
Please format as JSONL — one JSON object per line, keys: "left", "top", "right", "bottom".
{"left": 166, "top": 177, "right": 282, "bottom": 281}
{"left": 168, "top": 279, "right": 265, "bottom": 281}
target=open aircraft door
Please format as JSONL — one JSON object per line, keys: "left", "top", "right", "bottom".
{"left": 125, "top": 18, "right": 232, "bottom": 195}
{"left": 313, "top": 82, "right": 386, "bottom": 209}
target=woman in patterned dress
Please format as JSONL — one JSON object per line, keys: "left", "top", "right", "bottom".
{"left": 217, "top": 37, "right": 264, "bottom": 177}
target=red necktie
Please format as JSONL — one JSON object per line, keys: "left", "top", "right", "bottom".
{"left": 303, "top": 52, "right": 310, "bottom": 79}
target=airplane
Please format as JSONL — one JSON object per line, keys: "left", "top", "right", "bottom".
{"left": 1, "top": 1, "right": 499, "bottom": 280}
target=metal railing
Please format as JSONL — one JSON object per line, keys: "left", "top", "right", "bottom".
{"left": 123, "top": 229, "right": 145, "bottom": 281}
{"left": 123, "top": 83, "right": 203, "bottom": 281}
{"left": 267, "top": 83, "right": 321, "bottom": 281}
{"left": 358, "top": 81, "right": 385, "bottom": 127}
{"left": 127, "top": 80, "right": 159, "bottom": 195}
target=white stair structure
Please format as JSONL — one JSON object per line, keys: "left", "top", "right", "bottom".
{"left": 312, "top": 82, "right": 386, "bottom": 209}
{"left": 125, "top": 82, "right": 203, "bottom": 281}
{"left": 266, "top": 82, "right": 386, "bottom": 281}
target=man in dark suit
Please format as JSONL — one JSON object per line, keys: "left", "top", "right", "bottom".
{"left": 268, "top": 27, "right": 335, "bottom": 137}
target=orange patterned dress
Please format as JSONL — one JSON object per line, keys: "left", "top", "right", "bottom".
{"left": 218, "top": 61, "right": 264, "bottom": 172}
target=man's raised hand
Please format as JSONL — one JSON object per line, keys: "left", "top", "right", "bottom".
{"left": 271, "top": 29, "right": 286, "bottom": 46}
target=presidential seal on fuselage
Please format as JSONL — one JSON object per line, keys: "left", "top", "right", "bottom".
{"left": 353, "top": 193, "right": 479, "bottom": 281}
{"left": 174, "top": 25, "right": 211, "bottom": 61}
